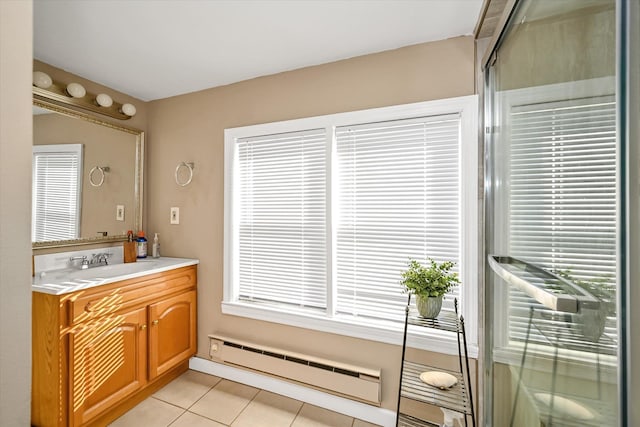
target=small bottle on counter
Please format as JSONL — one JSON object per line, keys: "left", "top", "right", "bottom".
{"left": 136, "top": 231, "right": 148, "bottom": 258}
{"left": 152, "top": 233, "right": 160, "bottom": 258}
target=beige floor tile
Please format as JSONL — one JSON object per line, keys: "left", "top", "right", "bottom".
{"left": 231, "top": 390, "right": 303, "bottom": 427}
{"left": 189, "top": 379, "right": 260, "bottom": 425}
{"left": 154, "top": 370, "right": 221, "bottom": 409}
{"left": 169, "top": 411, "right": 227, "bottom": 427}
{"left": 352, "top": 419, "right": 383, "bottom": 427}
{"left": 108, "top": 397, "right": 184, "bottom": 427}
{"left": 290, "top": 403, "right": 354, "bottom": 427}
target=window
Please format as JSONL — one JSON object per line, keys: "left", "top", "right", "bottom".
{"left": 224, "top": 96, "right": 478, "bottom": 353}
{"left": 335, "top": 115, "right": 461, "bottom": 322}
{"left": 236, "top": 129, "right": 327, "bottom": 310}
{"left": 32, "top": 144, "right": 83, "bottom": 242}
{"left": 496, "top": 78, "right": 617, "bottom": 359}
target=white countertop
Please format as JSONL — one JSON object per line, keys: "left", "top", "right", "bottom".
{"left": 32, "top": 257, "right": 199, "bottom": 295}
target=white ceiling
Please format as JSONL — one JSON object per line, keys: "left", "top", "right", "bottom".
{"left": 34, "top": 0, "right": 483, "bottom": 102}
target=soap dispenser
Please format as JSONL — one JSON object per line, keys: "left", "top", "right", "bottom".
{"left": 152, "top": 233, "right": 160, "bottom": 258}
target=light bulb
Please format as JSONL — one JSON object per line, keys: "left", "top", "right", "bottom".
{"left": 96, "top": 93, "right": 113, "bottom": 107}
{"left": 33, "top": 71, "right": 52, "bottom": 89}
{"left": 121, "top": 103, "right": 136, "bottom": 117}
{"left": 66, "top": 82, "right": 86, "bottom": 98}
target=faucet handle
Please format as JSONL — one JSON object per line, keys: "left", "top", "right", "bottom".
{"left": 70, "top": 256, "right": 89, "bottom": 269}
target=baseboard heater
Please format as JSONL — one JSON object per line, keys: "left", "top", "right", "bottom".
{"left": 208, "top": 334, "right": 381, "bottom": 405}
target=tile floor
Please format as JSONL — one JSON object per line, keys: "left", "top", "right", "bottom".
{"left": 109, "top": 370, "right": 382, "bottom": 427}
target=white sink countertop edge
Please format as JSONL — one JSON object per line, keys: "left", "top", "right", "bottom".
{"left": 32, "top": 257, "right": 199, "bottom": 295}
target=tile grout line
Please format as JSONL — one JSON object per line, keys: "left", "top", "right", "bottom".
{"left": 227, "top": 382, "right": 262, "bottom": 426}
{"left": 181, "top": 377, "right": 231, "bottom": 425}
{"left": 288, "top": 400, "right": 305, "bottom": 427}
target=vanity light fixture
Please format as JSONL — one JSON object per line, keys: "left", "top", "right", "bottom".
{"left": 66, "top": 82, "right": 86, "bottom": 98}
{"left": 32, "top": 70, "right": 136, "bottom": 120}
{"left": 121, "top": 103, "right": 136, "bottom": 117}
{"left": 33, "top": 71, "right": 53, "bottom": 89}
{"left": 95, "top": 93, "right": 113, "bottom": 107}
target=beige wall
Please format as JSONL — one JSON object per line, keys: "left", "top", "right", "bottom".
{"left": 34, "top": 113, "right": 138, "bottom": 239}
{"left": 0, "top": 1, "right": 33, "bottom": 425}
{"left": 497, "top": 5, "right": 615, "bottom": 91}
{"left": 146, "top": 36, "right": 476, "bottom": 411}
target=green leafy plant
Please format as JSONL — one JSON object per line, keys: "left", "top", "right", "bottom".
{"left": 400, "top": 258, "right": 460, "bottom": 298}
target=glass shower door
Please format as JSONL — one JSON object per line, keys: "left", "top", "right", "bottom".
{"left": 484, "top": 0, "right": 622, "bottom": 426}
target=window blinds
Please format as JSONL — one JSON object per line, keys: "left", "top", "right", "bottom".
{"left": 508, "top": 96, "right": 617, "bottom": 354}
{"left": 32, "top": 144, "right": 83, "bottom": 242}
{"left": 335, "top": 114, "right": 461, "bottom": 322}
{"left": 237, "top": 129, "right": 327, "bottom": 310}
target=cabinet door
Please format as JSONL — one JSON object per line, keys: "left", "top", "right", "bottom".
{"left": 148, "top": 290, "right": 197, "bottom": 379}
{"left": 70, "top": 306, "right": 147, "bottom": 426}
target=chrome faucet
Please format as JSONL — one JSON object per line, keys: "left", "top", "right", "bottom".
{"left": 91, "top": 252, "right": 112, "bottom": 266}
{"left": 69, "top": 255, "right": 89, "bottom": 270}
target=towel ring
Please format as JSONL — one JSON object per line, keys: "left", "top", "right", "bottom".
{"left": 175, "top": 162, "right": 194, "bottom": 186}
{"left": 89, "top": 166, "right": 110, "bottom": 187}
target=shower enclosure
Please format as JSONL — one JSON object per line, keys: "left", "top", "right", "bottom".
{"left": 483, "top": 0, "right": 636, "bottom": 425}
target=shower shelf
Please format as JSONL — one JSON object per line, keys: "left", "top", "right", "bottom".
{"left": 396, "top": 297, "right": 475, "bottom": 427}
{"left": 488, "top": 255, "right": 600, "bottom": 313}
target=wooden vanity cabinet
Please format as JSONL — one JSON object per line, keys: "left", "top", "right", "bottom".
{"left": 32, "top": 265, "right": 197, "bottom": 427}
{"left": 149, "top": 290, "right": 197, "bottom": 379}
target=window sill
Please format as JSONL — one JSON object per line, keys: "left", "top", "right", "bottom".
{"left": 221, "top": 301, "right": 478, "bottom": 358}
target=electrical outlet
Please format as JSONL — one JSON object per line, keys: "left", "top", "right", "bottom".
{"left": 170, "top": 207, "right": 180, "bottom": 224}
{"left": 116, "top": 205, "right": 125, "bottom": 221}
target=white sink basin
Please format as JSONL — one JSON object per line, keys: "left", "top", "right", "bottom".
{"left": 33, "top": 257, "right": 199, "bottom": 295}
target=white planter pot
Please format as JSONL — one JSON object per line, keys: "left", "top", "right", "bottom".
{"left": 416, "top": 295, "right": 443, "bottom": 319}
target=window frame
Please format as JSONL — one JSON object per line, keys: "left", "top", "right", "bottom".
{"left": 224, "top": 96, "right": 479, "bottom": 356}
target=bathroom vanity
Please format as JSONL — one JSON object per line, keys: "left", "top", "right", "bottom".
{"left": 31, "top": 257, "right": 198, "bottom": 427}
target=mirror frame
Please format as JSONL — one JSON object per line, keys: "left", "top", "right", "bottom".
{"left": 32, "top": 91, "right": 144, "bottom": 249}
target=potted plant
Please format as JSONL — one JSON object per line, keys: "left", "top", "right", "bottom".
{"left": 401, "top": 258, "right": 460, "bottom": 318}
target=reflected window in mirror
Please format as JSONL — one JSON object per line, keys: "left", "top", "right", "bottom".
{"left": 32, "top": 144, "right": 83, "bottom": 241}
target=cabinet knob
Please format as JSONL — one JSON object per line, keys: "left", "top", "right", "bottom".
{"left": 152, "top": 319, "right": 159, "bottom": 326}
{"left": 140, "top": 324, "right": 147, "bottom": 330}
{"left": 84, "top": 302, "right": 93, "bottom": 312}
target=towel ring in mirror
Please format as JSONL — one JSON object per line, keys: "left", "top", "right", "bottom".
{"left": 89, "top": 166, "right": 110, "bottom": 187}
{"left": 175, "top": 161, "right": 194, "bottom": 186}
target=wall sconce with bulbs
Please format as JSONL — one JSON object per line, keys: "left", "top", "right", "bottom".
{"left": 33, "top": 71, "right": 136, "bottom": 120}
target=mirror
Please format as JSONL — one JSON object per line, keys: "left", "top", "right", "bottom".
{"left": 32, "top": 96, "right": 144, "bottom": 249}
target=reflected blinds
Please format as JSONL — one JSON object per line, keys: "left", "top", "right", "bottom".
{"left": 335, "top": 115, "right": 461, "bottom": 322}
{"left": 237, "top": 129, "right": 327, "bottom": 310}
{"left": 32, "top": 144, "right": 82, "bottom": 241}
{"left": 508, "top": 96, "right": 617, "bottom": 353}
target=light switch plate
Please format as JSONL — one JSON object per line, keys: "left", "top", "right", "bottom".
{"left": 170, "top": 207, "right": 180, "bottom": 224}
{"left": 116, "top": 205, "right": 125, "bottom": 221}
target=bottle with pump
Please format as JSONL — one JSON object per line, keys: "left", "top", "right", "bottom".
{"left": 152, "top": 233, "right": 160, "bottom": 258}
{"left": 136, "top": 231, "right": 147, "bottom": 258}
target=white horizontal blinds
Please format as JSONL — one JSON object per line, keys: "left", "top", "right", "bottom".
{"left": 32, "top": 144, "right": 82, "bottom": 241}
{"left": 237, "top": 129, "right": 327, "bottom": 310}
{"left": 335, "top": 114, "right": 461, "bottom": 322}
{"left": 508, "top": 96, "right": 617, "bottom": 353}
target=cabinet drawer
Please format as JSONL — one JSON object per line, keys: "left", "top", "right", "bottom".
{"left": 68, "top": 266, "right": 196, "bottom": 326}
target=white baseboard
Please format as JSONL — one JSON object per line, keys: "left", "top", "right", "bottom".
{"left": 189, "top": 357, "right": 397, "bottom": 427}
